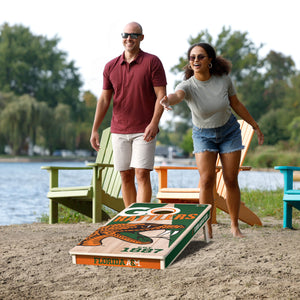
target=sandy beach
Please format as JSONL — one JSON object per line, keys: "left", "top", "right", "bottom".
{"left": 1, "top": 216, "right": 299, "bottom": 300}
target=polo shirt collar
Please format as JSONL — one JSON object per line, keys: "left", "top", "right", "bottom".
{"left": 120, "top": 49, "right": 144, "bottom": 65}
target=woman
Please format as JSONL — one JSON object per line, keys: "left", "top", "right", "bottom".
{"left": 160, "top": 43, "right": 264, "bottom": 238}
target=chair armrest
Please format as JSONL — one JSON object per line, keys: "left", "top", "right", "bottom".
{"left": 41, "top": 166, "right": 92, "bottom": 170}
{"left": 86, "top": 163, "right": 114, "bottom": 168}
{"left": 41, "top": 166, "right": 93, "bottom": 188}
{"left": 275, "top": 166, "right": 300, "bottom": 171}
{"left": 154, "top": 165, "right": 252, "bottom": 190}
{"left": 239, "top": 166, "right": 251, "bottom": 171}
{"left": 154, "top": 166, "right": 198, "bottom": 190}
{"left": 274, "top": 166, "right": 300, "bottom": 191}
{"left": 154, "top": 166, "right": 198, "bottom": 171}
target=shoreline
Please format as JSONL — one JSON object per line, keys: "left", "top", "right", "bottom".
{"left": 0, "top": 156, "right": 285, "bottom": 174}
{"left": 0, "top": 156, "right": 277, "bottom": 171}
{"left": 0, "top": 156, "right": 95, "bottom": 163}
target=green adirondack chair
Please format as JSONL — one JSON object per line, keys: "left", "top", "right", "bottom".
{"left": 41, "top": 127, "right": 124, "bottom": 224}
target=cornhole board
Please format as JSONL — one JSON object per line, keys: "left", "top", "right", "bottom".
{"left": 69, "top": 203, "right": 211, "bottom": 270}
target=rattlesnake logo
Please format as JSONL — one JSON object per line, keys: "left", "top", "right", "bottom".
{"left": 78, "top": 223, "right": 185, "bottom": 246}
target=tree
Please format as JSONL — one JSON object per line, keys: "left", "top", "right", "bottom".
{"left": 260, "top": 51, "right": 297, "bottom": 114}
{"left": 237, "top": 71, "right": 266, "bottom": 120}
{"left": 0, "top": 23, "right": 82, "bottom": 117}
{"left": 0, "top": 94, "right": 47, "bottom": 154}
{"left": 288, "top": 116, "right": 300, "bottom": 150}
{"left": 263, "top": 50, "right": 296, "bottom": 83}
{"left": 180, "top": 128, "right": 193, "bottom": 155}
{"left": 258, "top": 108, "right": 290, "bottom": 145}
{"left": 51, "top": 104, "right": 76, "bottom": 151}
{"left": 282, "top": 73, "right": 300, "bottom": 115}
{"left": 214, "top": 27, "right": 263, "bottom": 83}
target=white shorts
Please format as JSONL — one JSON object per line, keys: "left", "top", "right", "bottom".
{"left": 111, "top": 133, "right": 156, "bottom": 171}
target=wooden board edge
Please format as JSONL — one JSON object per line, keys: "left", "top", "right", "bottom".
{"left": 164, "top": 208, "right": 211, "bottom": 268}
{"left": 71, "top": 254, "right": 163, "bottom": 269}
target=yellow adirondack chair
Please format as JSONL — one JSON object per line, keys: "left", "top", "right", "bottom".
{"left": 41, "top": 127, "right": 124, "bottom": 224}
{"left": 154, "top": 120, "right": 262, "bottom": 226}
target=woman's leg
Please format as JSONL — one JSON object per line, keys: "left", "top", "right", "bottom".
{"left": 220, "top": 150, "right": 244, "bottom": 237}
{"left": 195, "top": 151, "right": 218, "bottom": 238}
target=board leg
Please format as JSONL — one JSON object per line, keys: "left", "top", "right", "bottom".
{"left": 203, "top": 223, "right": 210, "bottom": 243}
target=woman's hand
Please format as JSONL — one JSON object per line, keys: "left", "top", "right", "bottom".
{"left": 160, "top": 96, "right": 172, "bottom": 111}
{"left": 255, "top": 127, "right": 264, "bottom": 145}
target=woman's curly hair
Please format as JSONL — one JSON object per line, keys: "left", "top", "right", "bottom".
{"left": 184, "top": 43, "right": 232, "bottom": 80}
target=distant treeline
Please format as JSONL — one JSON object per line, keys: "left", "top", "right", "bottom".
{"left": 1, "top": 24, "right": 300, "bottom": 160}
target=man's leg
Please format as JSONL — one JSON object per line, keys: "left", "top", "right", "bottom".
{"left": 111, "top": 133, "right": 136, "bottom": 207}
{"left": 135, "top": 168, "right": 151, "bottom": 203}
{"left": 131, "top": 134, "right": 156, "bottom": 203}
{"left": 120, "top": 169, "right": 136, "bottom": 207}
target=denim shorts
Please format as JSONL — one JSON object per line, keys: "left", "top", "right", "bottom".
{"left": 192, "top": 114, "right": 244, "bottom": 154}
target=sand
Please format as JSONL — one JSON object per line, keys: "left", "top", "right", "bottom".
{"left": 0, "top": 216, "right": 299, "bottom": 300}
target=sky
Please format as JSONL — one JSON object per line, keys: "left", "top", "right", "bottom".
{"left": 1, "top": 0, "right": 300, "bottom": 100}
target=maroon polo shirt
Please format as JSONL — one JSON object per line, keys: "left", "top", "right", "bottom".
{"left": 103, "top": 50, "right": 167, "bottom": 134}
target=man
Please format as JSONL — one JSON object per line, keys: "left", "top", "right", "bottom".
{"left": 90, "top": 22, "right": 167, "bottom": 207}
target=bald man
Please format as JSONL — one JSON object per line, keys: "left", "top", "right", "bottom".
{"left": 90, "top": 22, "right": 167, "bottom": 207}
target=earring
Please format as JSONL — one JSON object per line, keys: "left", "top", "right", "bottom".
{"left": 188, "top": 64, "right": 192, "bottom": 70}
{"left": 208, "top": 63, "right": 212, "bottom": 69}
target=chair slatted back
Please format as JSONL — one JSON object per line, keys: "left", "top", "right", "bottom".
{"left": 216, "top": 120, "right": 254, "bottom": 198}
{"left": 95, "top": 128, "right": 121, "bottom": 198}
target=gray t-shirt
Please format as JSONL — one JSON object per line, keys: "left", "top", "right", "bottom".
{"left": 175, "top": 75, "right": 236, "bottom": 128}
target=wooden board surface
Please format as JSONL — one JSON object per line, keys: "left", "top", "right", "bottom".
{"left": 69, "top": 203, "right": 211, "bottom": 269}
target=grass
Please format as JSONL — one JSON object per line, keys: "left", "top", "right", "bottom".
{"left": 240, "top": 188, "right": 286, "bottom": 219}
{"left": 225, "top": 188, "right": 299, "bottom": 229}
{"left": 38, "top": 206, "right": 93, "bottom": 224}
{"left": 38, "top": 188, "right": 300, "bottom": 226}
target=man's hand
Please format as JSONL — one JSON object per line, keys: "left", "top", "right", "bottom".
{"left": 90, "top": 131, "right": 100, "bottom": 151}
{"left": 143, "top": 124, "right": 158, "bottom": 142}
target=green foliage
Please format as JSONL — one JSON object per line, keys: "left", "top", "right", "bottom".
{"left": 237, "top": 72, "right": 266, "bottom": 120}
{"left": 2, "top": 23, "right": 300, "bottom": 159}
{"left": 0, "top": 23, "right": 82, "bottom": 115}
{"left": 0, "top": 24, "right": 115, "bottom": 155}
{"left": 180, "top": 128, "right": 193, "bottom": 154}
{"left": 0, "top": 94, "right": 46, "bottom": 154}
{"left": 218, "top": 188, "right": 300, "bottom": 222}
{"left": 244, "top": 146, "right": 300, "bottom": 168}
{"left": 283, "top": 73, "right": 300, "bottom": 112}
{"left": 38, "top": 205, "right": 92, "bottom": 223}
{"left": 156, "top": 129, "right": 171, "bottom": 146}
{"left": 240, "top": 188, "right": 288, "bottom": 219}
{"left": 258, "top": 109, "right": 290, "bottom": 145}
{"left": 38, "top": 204, "right": 117, "bottom": 224}
{"left": 263, "top": 50, "right": 296, "bottom": 82}
{"left": 214, "top": 27, "right": 262, "bottom": 83}
{"left": 287, "top": 116, "right": 300, "bottom": 149}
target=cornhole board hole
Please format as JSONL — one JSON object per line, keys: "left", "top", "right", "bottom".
{"left": 69, "top": 203, "right": 211, "bottom": 270}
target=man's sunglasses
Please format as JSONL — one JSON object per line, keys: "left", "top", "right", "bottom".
{"left": 121, "top": 33, "right": 142, "bottom": 39}
{"left": 189, "top": 55, "right": 207, "bottom": 61}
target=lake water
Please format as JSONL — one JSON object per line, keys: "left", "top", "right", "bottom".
{"left": 0, "top": 161, "right": 299, "bottom": 226}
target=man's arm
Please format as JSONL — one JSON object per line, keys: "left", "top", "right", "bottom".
{"left": 143, "top": 86, "right": 166, "bottom": 142}
{"left": 90, "top": 89, "right": 113, "bottom": 151}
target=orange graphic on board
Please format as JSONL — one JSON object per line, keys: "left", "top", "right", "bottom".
{"left": 78, "top": 223, "right": 185, "bottom": 246}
